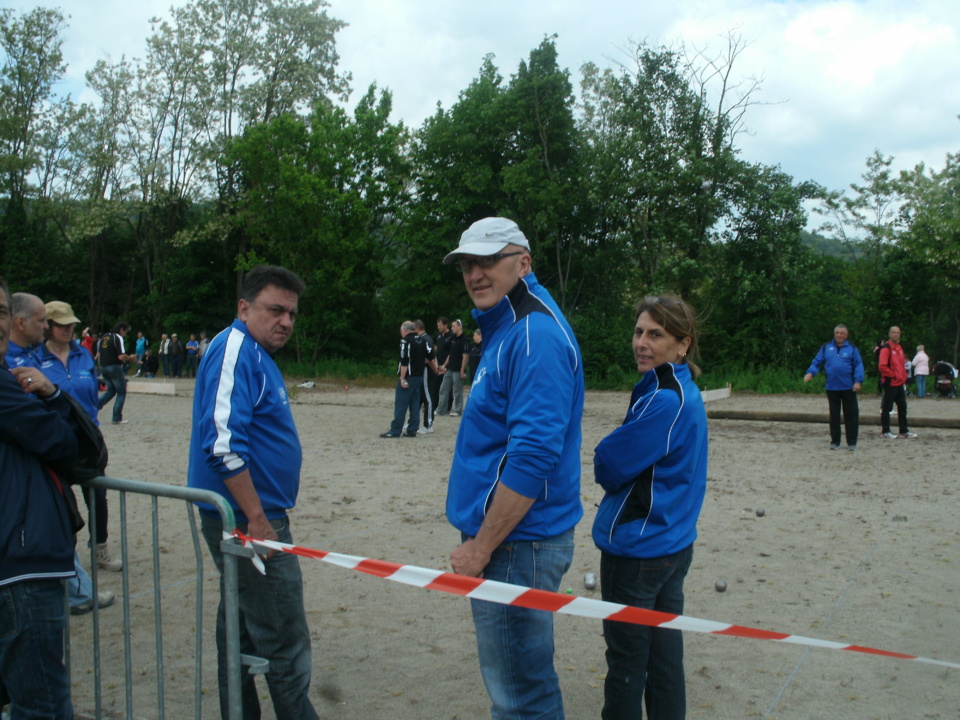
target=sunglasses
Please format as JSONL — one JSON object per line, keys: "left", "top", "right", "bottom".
{"left": 453, "top": 252, "right": 524, "bottom": 273}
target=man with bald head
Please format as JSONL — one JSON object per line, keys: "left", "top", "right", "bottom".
{"left": 878, "top": 325, "right": 917, "bottom": 439}
{"left": 5, "top": 293, "right": 47, "bottom": 368}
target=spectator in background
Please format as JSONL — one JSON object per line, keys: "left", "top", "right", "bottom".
{"left": 468, "top": 328, "right": 482, "bottom": 383}
{"left": 142, "top": 349, "right": 159, "bottom": 377}
{"left": 97, "top": 322, "right": 135, "bottom": 425}
{"left": 168, "top": 333, "right": 184, "bottom": 378}
{"left": 878, "top": 326, "right": 916, "bottom": 439}
{"left": 429, "top": 318, "right": 452, "bottom": 426}
{"left": 912, "top": 344, "right": 930, "bottom": 399}
{"left": 197, "top": 330, "right": 210, "bottom": 364}
{"left": 416, "top": 319, "right": 439, "bottom": 434}
{"left": 437, "top": 319, "right": 469, "bottom": 416}
{"left": 803, "top": 323, "right": 864, "bottom": 451}
{"left": 381, "top": 321, "right": 424, "bottom": 438}
{"left": 185, "top": 334, "right": 199, "bottom": 378}
{"left": 134, "top": 331, "right": 148, "bottom": 377}
{"left": 158, "top": 333, "right": 170, "bottom": 377}
{"left": 81, "top": 326, "right": 96, "bottom": 357}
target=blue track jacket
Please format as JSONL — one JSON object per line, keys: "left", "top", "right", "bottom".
{"left": 592, "top": 363, "right": 708, "bottom": 558}
{"left": 446, "top": 272, "right": 584, "bottom": 541}
{"left": 188, "top": 319, "right": 302, "bottom": 521}
{"left": 805, "top": 340, "right": 864, "bottom": 391}
{"left": 38, "top": 340, "right": 100, "bottom": 424}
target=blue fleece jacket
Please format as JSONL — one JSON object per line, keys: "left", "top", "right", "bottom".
{"left": 592, "top": 363, "right": 708, "bottom": 559}
{"left": 805, "top": 340, "right": 864, "bottom": 391}
{"left": 38, "top": 340, "right": 100, "bottom": 425}
{"left": 445, "top": 272, "right": 584, "bottom": 541}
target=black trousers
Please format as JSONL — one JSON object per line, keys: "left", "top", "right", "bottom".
{"left": 880, "top": 384, "right": 909, "bottom": 434}
{"left": 826, "top": 389, "right": 859, "bottom": 446}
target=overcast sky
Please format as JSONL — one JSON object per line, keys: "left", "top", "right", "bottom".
{"left": 9, "top": 0, "right": 960, "bottom": 209}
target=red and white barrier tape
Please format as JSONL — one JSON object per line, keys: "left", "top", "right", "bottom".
{"left": 231, "top": 530, "right": 960, "bottom": 671}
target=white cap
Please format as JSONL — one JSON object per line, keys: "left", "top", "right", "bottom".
{"left": 443, "top": 217, "right": 530, "bottom": 264}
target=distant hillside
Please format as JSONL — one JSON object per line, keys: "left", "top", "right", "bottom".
{"left": 800, "top": 230, "right": 863, "bottom": 260}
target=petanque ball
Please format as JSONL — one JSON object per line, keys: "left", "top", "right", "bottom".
{"left": 756, "top": 508, "right": 765, "bottom": 517}
{"left": 584, "top": 572, "right": 597, "bottom": 590}
{"left": 715, "top": 579, "right": 728, "bottom": 592}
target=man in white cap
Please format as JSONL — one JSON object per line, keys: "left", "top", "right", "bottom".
{"left": 444, "top": 217, "right": 584, "bottom": 719}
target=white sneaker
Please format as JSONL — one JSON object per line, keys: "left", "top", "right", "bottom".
{"left": 417, "top": 425, "right": 434, "bottom": 434}
{"left": 880, "top": 432, "right": 897, "bottom": 439}
{"left": 97, "top": 543, "right": 123, "bottom": 572}
{"left": 898, "top": 431, "right": 918, "bottom": 439}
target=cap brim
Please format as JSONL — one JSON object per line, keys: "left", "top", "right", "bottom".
{"left": 442, "top": 239, "right": 511, "bottom": 265}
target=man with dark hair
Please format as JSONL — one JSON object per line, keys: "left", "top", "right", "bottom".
{"left": 414, "top": 319, "right": 440, "bottom": 434}
{"left": 0, "top": 276, "right": 83, "bottom": 719}
{"left": 188, "top": 265, "right": 318, "bottom": 720}
{"left": 437, "top": 319, "right": 469, "bottom": 416}
{"left": 97, "top": 322, "right": 135, "bottom": 424}
{"left": 803, "top": 323, "right": 864, "bottom": 451}
{"left": 444, "top": 218, "right": 585, "bottom": 719}
{"left": 426, "top": 317, "right": 452, "bottom": 428}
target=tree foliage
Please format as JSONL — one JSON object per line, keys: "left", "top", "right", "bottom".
{"left": 1, "top": 5, "right": 957, "bottom": 377}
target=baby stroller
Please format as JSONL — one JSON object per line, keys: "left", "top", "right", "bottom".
{"left": 931, "top": 361, "right": 957, "bottom": 398}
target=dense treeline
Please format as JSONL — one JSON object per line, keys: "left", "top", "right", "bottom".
{"left": 1, "top": 3, "right": 958, "bottom": 385}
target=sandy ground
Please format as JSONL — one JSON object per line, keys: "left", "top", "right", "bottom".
{"left": 66, "top": 381, "right": 960, "bottom": 719}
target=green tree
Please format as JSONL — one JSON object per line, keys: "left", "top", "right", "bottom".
{"left": 898, "top": 153, "right": 960, "bottom": 364}
{"left": 710, "top": 163, "right": 820, "bottom": 368}
{"left": 229, "top": 86, "right": 411, "bottom": 360}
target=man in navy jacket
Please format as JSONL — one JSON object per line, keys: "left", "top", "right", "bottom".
{"left": 804, "top": 323, "right": 864, "bottom": 450}
{"left": 0, "top": 276, "right": 81, "bottom": 719}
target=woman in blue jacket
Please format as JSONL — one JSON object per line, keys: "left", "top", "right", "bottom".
{"left": 592, "top": 295, "right": 708, "bottom": 720}
{"left": 40, "top": 301, "right": 122, "bottom": 576}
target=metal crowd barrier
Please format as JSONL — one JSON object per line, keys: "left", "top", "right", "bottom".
{"left": 69, "top": 476, "right": 266, "bottom": 720}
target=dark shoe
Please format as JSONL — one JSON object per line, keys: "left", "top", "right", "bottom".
{"left": 404, "top": 432, "right": 417, "bottom": 437}
{"left": 379, "top": 432, "right": 400, "bottom": 438}
{"left": 71, "top": 590, "right": 116, "bottom": 615}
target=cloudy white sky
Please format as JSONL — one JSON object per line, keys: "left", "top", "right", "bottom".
{"left": 9, "top": 0, "right": 960, "bottom": 201}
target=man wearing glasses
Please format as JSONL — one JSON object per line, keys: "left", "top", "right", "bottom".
{"left": 444, "top": 217, "right": 585, "bottom": 719}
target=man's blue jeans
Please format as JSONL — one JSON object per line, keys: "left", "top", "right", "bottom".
{"left": 600, "top": 544, "right": 693, "bottom": 720}
{"left": 97, "top": 364, "right": 127, "bottom": 423}
{"left": 0, "top": 578, "right": 73, "bottom": 719}
{"left": 200, "top": 514, "right": 318, "bottom": 720}
{"left": 468, "top": 528, "right": 574, "bottom": 720}
{"left": 389, "top": 375, "right": 422, "bottom": 435}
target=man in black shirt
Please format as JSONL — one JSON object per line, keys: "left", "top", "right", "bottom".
{"left": 381, "top": 321, "right": 424, "bottom": 438}
{"left": 432, "top": 317, "right": 453, "bottom": 419}
{"left": 97, "top": 322, "right": 135, "bottom": 424}
{"left": 438, "top": 319, "right": 469, "bottom": 415}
